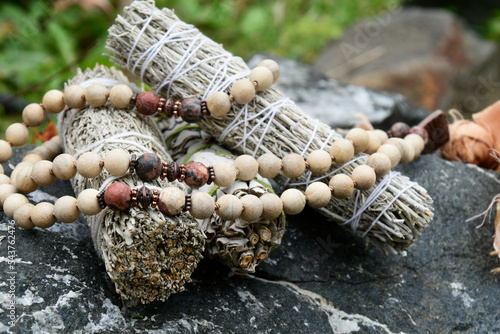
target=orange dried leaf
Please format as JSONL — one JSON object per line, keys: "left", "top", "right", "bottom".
{"left": 473, "top": 100, "right": 500, "bottom": 153}
{"left": 36, "top": 121, "right": 58, "bottom": 143}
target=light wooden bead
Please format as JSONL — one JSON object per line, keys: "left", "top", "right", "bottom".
{"left": 50, "top": 135, "right": 62, "bottom": 146}
{"left": 213, "top": 161, "right": 237, "bottom": 187}
{"left": 385, "top": 138, "right": 405, "bottom": 156}
{"left": 250, "top": 66, "right": 274, "bottom": 91}
{"left": 305, "top": 182, "right": 331, "bottom": 208}
{"left": 217, "top": 194, "right": 243, "bottom": 221}
{"left": 77, "top": 189, "right": 101, "bottom": 215}
{"left": 190, "top": 192, "right": 215, "bottom": 219}
{"left": 280, "top": 189, "right": 306, "bottom": 215}
{"left": 260, "top": 193, "right": 283, "bottom": 220}
{"left": 404, "top": 133, "right": 425, "bottom": 158}
{"left": 109, "top": 84, "right": 133, "bottom": 109}
{"left": 64, "top": 85, "right": 86, "bottom": 109}
{"left": 257, "top": 153, "right": 282, "bottom": 178}
{"left": 330, "top": 139, "right": 355, "bottom": 165}
{"left": 85, "top": 83, "right": 108, "bottom": 107}
{"left": 367, "top": 153, "right": 392, "bottom": 178}
{"left": 42, "top": 89, "right": 65, "bottom": 114}
{"left": 230, "top": 79, "right": 255, "bottom": 104}
{"left": 55, "top": 196, "right": 80, "bottom": 223}
{"left": 352, "top": 165, "right": 376, "bottom": 190}
{"left": 77, "top": 152, "right": 103, "bottom": 178}
{"left": 365, "top": 132, "right": 382, "bottom": 154}
{"left": 0, "top": 164, "right": 3, "bottom": 174}
{"left": 31, "top": 202, "right": 56, "bottom": 228}
{"left": 207, "top": 91, "right": 231, "bottom": 116}
{"left": 0, "top": 174, "right": 10, "bottom": 185}
{"left": 6, "top": 123, "right": 29, "bottom": 147}
{"left": 11, "top": 162, "right": 38, "bottom": 193}
{"left": 240, "top": 195, "right": 263, "bottom": 222}
{"left": 0, "top": 184, "right": 17, "bottom": 205}
{"left": 31, "top": 160, "right": 57, "bottom": 186}
{"left": 13, "top": 203, "right": 35, "bottom": 229}
{"left": 4, "top": 193, "right": 29, "bottom": 219}
{"left": 22, "top": 153, "right": 43, "bottom": 164}
{"left": 399, "top": 140, "right": 415, "bottom": 164}
{"left": 43, "top": 140, "right": 63, "bottom": 158}
{"left": 0, "top": 140, "right": 12, "bottom": 163}
{"left": 371, "top": 129, "right": 389, "bottom": 144}
{"left": 234, "top": 155, "right": 259, "bottom": 181}
{"left": 377, "top": 144, "right": 401, "bottom": 169}
{"left": 307, "top": 150, "right": 332, "bottom": 175}
{"left": 104, "top": 149, "right": 130, "bottom": 177}
{"left": 345, "top": 128, "right": 369, "bottom": 153}
{"left": 22, "top": 103, "right": 45, "bottom": 127}
{"left": 52, "top": 153, "right": 77, "bottom": 180}
{"left": 259, "top": 59, "right": 280, "bottom": 83}
{"left": 282, "top": 153, "right": 306, "bottom": 178}
{"left": 329, "top": 174, "right": 354, "bottom": 199}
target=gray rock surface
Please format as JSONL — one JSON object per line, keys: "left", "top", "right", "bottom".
{"left": 2, "top": 144, "right": 500, "bottom": 333}
{"left": 248, "top": 54, "right": 429, "bottom": 130}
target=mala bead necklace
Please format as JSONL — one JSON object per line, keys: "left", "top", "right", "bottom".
{"left": 2, "top": 125, "right": 426, "bottom": 230}
{"left": 0, "top": 58, "right": 279, "bottom": 166}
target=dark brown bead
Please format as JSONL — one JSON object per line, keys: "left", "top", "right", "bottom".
{"left": 184, "top": 194, "right": 192, "bottom": 211}
{"left": 136, "top": 91, "right": 160, "bottom": 116}
{"left": 410, "top": 125, "right": 429, "bottom": 142}
{"left": 104, "top": 183, "right": 132, "bottom": 211}
{"left": 207, "top": 165, "right": 215, "bottom": 184}
{"left": 184, "top": 161, "right": 209, "bottom": 189}
{"left": 164, "top": 98, "right": 176, "bottom": 117}
{"left": 388, "top": 122, "right": 410, "bottom": 138}
{"left": 136, "top": 153, "right": 162, "bottom": 182}
{"left": 180, "top": 97, "right": 203, "bottom": 123}
{"left": 129, "top": 154, "right": 137, "bottom": 173}
{"left": 137, "top": 186, "right": 153, "bottom": 209}
{"left": 166, "top": 162, "right": 180, "bottom": 182}
{"left": 417, "top": 110, "right": 449, "bottom": 153}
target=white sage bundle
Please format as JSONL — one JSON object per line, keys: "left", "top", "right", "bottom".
{"left": 106, "top": 1, "right": 433, "bottom": 253}
{"left": 57, "top": 65, "right": 204, "bottom": 303}
{"left": 161, "top": 118, "right": 285, "bottom": 274}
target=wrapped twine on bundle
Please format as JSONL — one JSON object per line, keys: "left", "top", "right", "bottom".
{"left": 106, "top": 1, "right": 433, "bottom": 253}
{"left": 161, "top": 118, "right": 285, "bottom": 274}
{"left": 57, "top": 65, "right": 205, "bottom": 303}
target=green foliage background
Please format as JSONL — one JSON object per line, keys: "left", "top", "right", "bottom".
{"left": 0, "top": 0, "right": 499, "bottom": 136}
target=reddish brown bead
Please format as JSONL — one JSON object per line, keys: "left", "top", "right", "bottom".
{"left": 136, "top": 91, "right": 160, "bottom": 116}
{"left": 410, "top": 125, "right": 429, "bottom": 142}
{"left": 388, "top": 122, "right": 410, "bottom": 138}
{"left": 136, "top": 153, "right": 162, "bottom": 182}
{"left": 180, "top": 97, "right": 203, "bottom": 123}
{"left": 184, "top": 161, "right": 209, "bottom": 189}
{"left": 104, "top": 183, "right": 132, "bottom": 211}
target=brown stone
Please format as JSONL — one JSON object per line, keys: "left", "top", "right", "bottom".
{"left": 136, "top": 153, "right": 163, "bottom": 182}
{"left": 184, "top": 161, "right": 209, "bottom": 189}
{"left": 136, "top": 91, "right": 160, "bottom": 116}
{"left": 104, "top": 182, "right": 132, "bottom": 211}
{"left": 314, "top": 8, "right": 500, "bottom": 114}
{"left": 180, "top": 97, "right": 203, "bottom": 123}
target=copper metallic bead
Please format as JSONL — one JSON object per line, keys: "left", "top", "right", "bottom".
{"left": 388, "top": 122, "right": 411, "bottom": 138}
{"left": 136, "top": 91, "right": 160, "bottom": 116}
{"left": 137, "top": 186, "right": 153, "bottom": 209}
{"left": 184, "top": 161, "right": 209, "bottom": 189}
{"left": 104, "top": 183, "right": 132, "bottom": 211}
{"left": 164, "top": 98, "right": 176, "bottom": 117}
{"left": 136, "top": 153, "right": 163, "bottom": 182}
{"left": 180, "top": 97, "right": 203, "bottom": 123}
{"left": 166, "top": 162, "right": 180, "bottom": 182}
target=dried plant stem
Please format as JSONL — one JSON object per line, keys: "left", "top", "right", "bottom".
{"left": 57, "top": 65, "right": 204, "bottom": 303}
